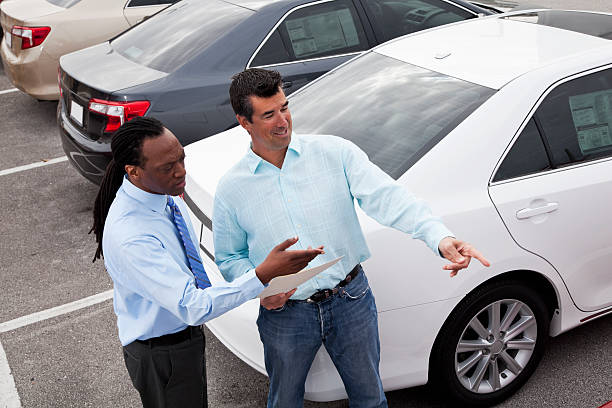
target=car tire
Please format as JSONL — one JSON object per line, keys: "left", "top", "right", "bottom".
{"left": 430, "top": 280, "right": 549, "bottom": 407}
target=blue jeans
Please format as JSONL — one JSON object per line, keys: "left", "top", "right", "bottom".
{"left": 256, "top": 268, "right": 387, "bottom": 408}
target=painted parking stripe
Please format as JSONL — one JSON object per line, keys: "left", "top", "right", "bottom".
{"left": 0, "top": 156, "right": 68, "bottom": 177}
{"left": 0, "top": 291, "right": 114, "bottom": 408}
{"left": 599, "top": 401, "right": 612, "bottom": 408}
{"left": 0, "top": 290, "right": 113, "bottom": 334}
{"left": 0, "top": 88, "right": 19, "bottom": 95}
{"left": 0, "top": 341, "right": 21, "bottom": 408}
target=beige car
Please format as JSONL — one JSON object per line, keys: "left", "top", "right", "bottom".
{"left": 0, "top": 0, "right": 176, "bottom": 100}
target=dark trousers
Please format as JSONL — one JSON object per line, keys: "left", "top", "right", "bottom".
{"left": 123, "top": 326, "right": 207, "bottom": 408}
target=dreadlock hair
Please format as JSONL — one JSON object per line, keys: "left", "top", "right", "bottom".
{"left": 229, "top": 68, "right": 283, "bottom": 122}
{"left": 90, "top": 116, "right": 165, "bottom": 262}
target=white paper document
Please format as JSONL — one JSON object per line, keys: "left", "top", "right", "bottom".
{"left": 257, "top": 256, "right": 344, "bottom": 299}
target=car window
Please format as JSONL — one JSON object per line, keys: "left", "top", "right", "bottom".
{"left": 112, "top": 0, "right": 253, "bottom": 73}
{"left": 251, "top": 31, "right": 292, "bottom": 67}
{"left": 46, "top": 0, "right": 81, "bottom": 7}
{"left": 251, "top": 0, "right": 368, "bottom": 67}
{"left": 363, "top": 0, "right": 476, "bottom": 43}
{"left": 126, "top": 0, "right": 173, "bottom": 6}
{"left": 291, "top": 52, "right": 495, "bottom": 179}
{"left": 536, "top": 68, "right": 612, "bottom": 167}
{"left": 493, "top": 118, "right": 551, "bottom": 182}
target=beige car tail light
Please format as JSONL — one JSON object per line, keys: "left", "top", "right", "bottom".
{"left": 11, "top": 25, "right": 50, "bottom": 49}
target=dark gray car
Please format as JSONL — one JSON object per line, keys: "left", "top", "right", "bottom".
{"left": 58, "top": 0, "right": 493, "bottom": 184}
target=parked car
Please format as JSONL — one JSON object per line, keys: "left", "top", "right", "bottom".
{"left": 182, "top": 9, "right": 612, "bottom": 406}
{"left": 0, "top": 0, "right": 178, "bottom": 100}
{"left": 57, "top": 0, "right": 494, "bottom": 184}
{"left": 0, "top": 0, "right": 6, "bottom": 37}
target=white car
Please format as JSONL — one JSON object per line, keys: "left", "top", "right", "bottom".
{"left": 183, "top": 9, "right": 612, "bottom": 406}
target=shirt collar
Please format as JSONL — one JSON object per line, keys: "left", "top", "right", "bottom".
{"left": 121, "top": 175, "right": 168, "bottom": 214}
{"left": 245, "top": 132, "right": 302, "bottom": 174}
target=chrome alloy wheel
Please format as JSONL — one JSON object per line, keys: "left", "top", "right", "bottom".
{"left": 454, "top": 299, "right": 537, "bottom": 394}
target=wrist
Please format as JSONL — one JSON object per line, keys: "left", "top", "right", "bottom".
{"left": 438, "top": 236, "right": 454, "bottom": 257}
{"left": 255, "top": 265, "right": 272, "bottom": 285}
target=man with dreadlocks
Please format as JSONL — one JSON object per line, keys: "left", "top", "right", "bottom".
{"left": 91, "top": 116, "right": 323, "bottom": 408}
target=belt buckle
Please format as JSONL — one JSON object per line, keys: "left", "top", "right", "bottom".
{"left": 306, "top": 290, "right": 325, "bottom": 303}
{"left": 306, "top": 288, "right": 338, "bottom": 303}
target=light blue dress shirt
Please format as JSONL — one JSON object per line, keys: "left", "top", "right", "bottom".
{"left": 103, "top": 176, "right": 264, "bottom": 346}
{"left": 213, "top": 134, "right": 453, "bottom": 300}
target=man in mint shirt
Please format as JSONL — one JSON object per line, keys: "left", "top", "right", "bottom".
{"left": 213, "top": 69, "right": 490, "bottom": 408}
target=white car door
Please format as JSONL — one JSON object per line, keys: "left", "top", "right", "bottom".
{"left": 489, "top": 66, "right": 612, "bottom": 312}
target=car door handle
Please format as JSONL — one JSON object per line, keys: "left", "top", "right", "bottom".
{"left": 282, "top": 81, "right": 293, "bottom": 89}
{"left": 516, "top": 202, "right": 559, "bottom": 219}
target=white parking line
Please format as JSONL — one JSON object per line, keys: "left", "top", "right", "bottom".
{"left": 0, "top": 341, "right": 22, "bottom": 408}
{"left": 0, "top": 291, "right": 113, "bottom": 408}
{"left": 0, "top": 88, "right": 19, "bottom": 95}
{"left": 0, "top": 290, "right": 113, "bottom": 334}
{"left": 0, "top": 156, "right": 68, "bottom": 177}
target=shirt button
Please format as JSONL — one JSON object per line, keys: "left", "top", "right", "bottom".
{"left": 297, "top": 224, "right": 302, "bottom": 228}
{"left": 287, "top": 199, "right": 291, "bottom": 203}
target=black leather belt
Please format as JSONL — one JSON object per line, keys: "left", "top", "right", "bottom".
{"left": 305, "top": 264, "right": 361, "bottom": 303}
{"left": 136, "top": 326, "right": 201, "bottom": 347}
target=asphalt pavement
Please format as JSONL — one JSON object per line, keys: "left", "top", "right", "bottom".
{"left": 1, "top": 2, "right": 612, "bottom": 406}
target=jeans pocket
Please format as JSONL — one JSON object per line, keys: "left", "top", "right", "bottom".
{"left": 269, "top": 303, "right": 287, "bottom": 312}
{"left": 342, "top": 285, "right": 370, "bottom": 300}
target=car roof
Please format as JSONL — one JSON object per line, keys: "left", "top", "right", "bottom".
{"left": 222, "top": 0, "right": 313, "bottom": 11}
{"left": 375, "top": 10, "right": 612, "bottom": 90}
{"left": 223, "top": 0, "right": 488, "bottom": 12}
{"left": 222, "top": 0, "right": 281, "bottom": 11}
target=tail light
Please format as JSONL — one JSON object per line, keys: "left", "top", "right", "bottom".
{"left": 11, "top": 26, "right": 51, "bottom": 49}
{"left": 88, "top": 99, "right": 150, "bottom": 133}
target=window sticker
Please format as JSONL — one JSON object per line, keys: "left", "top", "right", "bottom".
{"left": 569, "top": 91, "right": 612, "bottom": 154}
{"left": 286, "top": 8, "right": 359, "bottom": 58}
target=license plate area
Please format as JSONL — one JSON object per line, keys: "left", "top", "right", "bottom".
{"left": 70, "top": 100, "right": 84, "bottom": 126}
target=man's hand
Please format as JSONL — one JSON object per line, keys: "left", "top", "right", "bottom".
{"left": 255, "top": 237, "right": 324, "bottom": 285}
{"left": 438, "top": 237, "right": 490, "bottom": 277}
{"left": 261, "top": 289, "right": 297, "bottom": 310}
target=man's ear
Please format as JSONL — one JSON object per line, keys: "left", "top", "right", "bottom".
{"left": 236, "top": 114, "right": 251, "bottom": 133}
{"left": 125, "top": 164, "right": 139, "bottom": 182}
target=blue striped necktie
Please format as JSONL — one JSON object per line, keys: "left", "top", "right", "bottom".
{"left": 167, "top": 196, "right": 211, "bottom": 289}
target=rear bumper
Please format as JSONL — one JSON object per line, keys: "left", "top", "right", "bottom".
{"left": 1, "top": 38, "right": 59, "bottom": 100}
{"left": 57, "top": 100, "right": 111, "bottom": 184}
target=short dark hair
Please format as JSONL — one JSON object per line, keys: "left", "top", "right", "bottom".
{"left": 229, "top": 68, "right": 283, "bottom": 122}
{"left": 90, "top": 116, "right": 165, "bottom": 262}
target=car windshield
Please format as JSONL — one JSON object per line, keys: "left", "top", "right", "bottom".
{"left": 291, "top": 52, "right": 496, "bottom": 179}
{"left": 111, "top": 0, "right": 254, "bottom": 73}
{"left": 46, "top": 0, "right": 81, "bottom": 7}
